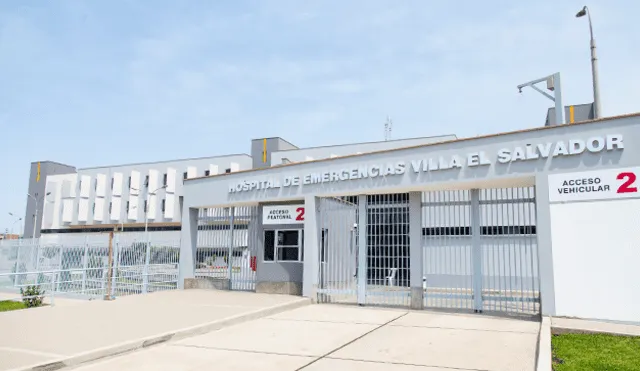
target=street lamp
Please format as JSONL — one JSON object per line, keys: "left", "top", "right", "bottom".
{"left": 576, "top": 5, "right": 602, "bottom": 119}
{"left": 130, "top": 184, "right": 167, "bottom": 294}
{"left": 8, "top": 213, "right": 23, "bottom": 238}
{"left": 27, "top": 192, "right": 51, "bottom": 239}
{"left": 517, "top": 72, "right": 565, "bottom": 126}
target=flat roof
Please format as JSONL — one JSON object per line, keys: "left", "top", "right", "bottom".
{"left": 271, "top": 134, "right": 457, "bottom": 153}
{"left": 187, "top": 112, "right": 640, "bottom": 182}
{"left": 78, "top": 153, "right": 251, "bottom": 171}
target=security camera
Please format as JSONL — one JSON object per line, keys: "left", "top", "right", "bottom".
{"left": 518, "top": 87, "right": 523, "bottom": 94}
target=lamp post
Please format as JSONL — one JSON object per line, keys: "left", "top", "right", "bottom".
{"left": 8, "top": 213, "right": 23, "bottom": 238}
{"left": 576, "top": 5, "right": 602, "bottom": 119}
{"left": 27, "top": 192, "right": 51, "bottom": 240}
{"left": 131, "top": 184, "right": 167, "bottom": 293}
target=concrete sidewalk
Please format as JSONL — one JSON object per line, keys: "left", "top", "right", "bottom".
{"left": 71, "top": 305, "right": 540, "bottom": 371}
{"left": 0, "top": 290, "right": 308, "bottom": 371}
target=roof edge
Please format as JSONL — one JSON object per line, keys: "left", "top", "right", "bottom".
{"left": 187, "top": 111, "right": 640, "bottom": 182}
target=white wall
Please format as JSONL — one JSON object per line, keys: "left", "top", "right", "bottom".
{"left": 41, "top": 155, "right": 252, "bottom": 230}
{"left": 550, "top": 198, "right": 640, "bottom": 323}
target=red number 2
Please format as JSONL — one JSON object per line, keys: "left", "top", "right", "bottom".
{"left": 616, "top": 172, "right": 638, "bottom": 194}
{"left": 295, "top": 207, "right": 305, "bottom": 221}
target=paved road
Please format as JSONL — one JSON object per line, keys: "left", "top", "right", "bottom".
{"left": 0, "top": 290, "right": 306, "bottom": 371}
{"left": 72, "top": 305, "right": 540, "bottom": 371}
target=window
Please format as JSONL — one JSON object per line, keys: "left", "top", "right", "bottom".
{"left": 92, "top": 203, "right": 95, "bottom": 214}
{"left": 111, "top": 177, "right": 114, "bottom": 190}
{"left": 126, "top": 201, "right": 130, "bottom": 213}
{"left": 144, "top": 200, "right": 148, "bottom": 213}
{"left": 320, "top": 229, "right": 328, "bottom": 263}
{"left": 94, "top": 179, "right": 97, "bottom": 191}
{"left": 128, "top": 176, "right": 131, "bottom": 188}
{"left": 109, "top": 202, "right": 112, "bottom": 214}
{"left": 78, "top": 180, "right": 82, "bottom": 190}
{"left": 225, "top": 168, "right": 231, "bottom": 174}
{"left": 163, "top": 173, "right": 167, "bottom": 186}
{"left": 161, "top": 199, "right": 166, "bottom": 212}
{"left": 183, "top": 171, "right": 188, "bottom": 180}
{"left": 263, "top": 229, "right": 303, "bottom": 262}
{"left": 204, "top": 170, "right": 210, "bottom": 176}
{"left": 144, "top": 175, "right": 149, "bottom": 187}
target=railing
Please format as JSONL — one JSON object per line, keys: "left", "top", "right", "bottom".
{"left": 0, "top": 236, "right": 180, "bottom": 306}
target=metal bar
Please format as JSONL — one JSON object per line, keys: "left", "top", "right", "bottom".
{"left": 357, "top": 195, "right": 367, "bottom": 305}
{"left": 471, "top": 189, "right": 482, "bottom": 312}
{"left": 227, "top": 207, "right": 235, "bottom": 285}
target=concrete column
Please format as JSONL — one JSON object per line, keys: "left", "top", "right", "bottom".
{"left": 302, "top": 196, "right": 320, "bottom": 299}
{"left": 357, "top": 195, "right": 367, "bottom": 305}
{"left": 178, "top": 207, "right": 199, "bottom": 289}
{"left": 409, "top": 191, "right": 424, "bottom": 309}
{"left": 471, "top": 189, "right": 483, "bottom": 312}
{"left": 534, "top": 176, "right": 556, "bottom": 316}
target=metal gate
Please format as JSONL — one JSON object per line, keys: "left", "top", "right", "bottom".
{"left": 422, "top": 187, "right": 540, "bottom": 315}
{"left": 316, "top": 194, "right": 411, "bottom": 307}
{"left": 316, "top": 197, "right": 359, "bottom": 304}
{"left": 196, "top": 205, "right": 259, "bottom": 291}
{"left": 365, "top": 193, "right": 411, "bottom": 307}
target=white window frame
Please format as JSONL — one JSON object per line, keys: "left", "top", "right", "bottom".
{"left": 264, "top": 228, "right": 303, "bottom": 263}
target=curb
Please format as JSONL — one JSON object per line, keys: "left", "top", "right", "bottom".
{"left": 10, "top": 298, "right": 311, "bottom": 371}
{"left": 535, "top": 316, "right": 552, "bottom": 371}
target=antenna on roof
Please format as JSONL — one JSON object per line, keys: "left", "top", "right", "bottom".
{"left": 384, "top": 116, "right": 392, "bottom": 141}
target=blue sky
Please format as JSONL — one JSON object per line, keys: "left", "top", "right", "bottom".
{"left": 1, "top": 1, "right": 638, "bottom": 233}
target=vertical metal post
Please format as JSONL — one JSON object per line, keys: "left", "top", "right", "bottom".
{"left": 409, "top": 192, "right": 424, "bottom": 309}
{"left": 81, "top": 238, "right": 89, "bottom": 295}
{"left": 105, "top": 229, "right": 115, "bottom": 300}
{"left": 56, "top": 245, "right": 63, "bottom": 293}
{"left": 471, "top": 189, "right": 483, "bottom": 312}
{"left": 14, "top": 239, "right": 22, "bottom": 286}
{"left": 553, "top": 73, "right": 564, "bottom": 126}
{"left": 111, "top": 234, "right": 119, "bottom": 298}
{"left": 357, "top": 195, "right": 367, "bottom": 305}
{"left": 34, "top": 241, "right": 41, "bottom": 285}
{"left": 227, "top": 206, "right": 235, "bottom": 289}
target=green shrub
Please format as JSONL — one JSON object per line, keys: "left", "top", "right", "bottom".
{"left": 20, "top": 285, "right": 45, "bottom": 308}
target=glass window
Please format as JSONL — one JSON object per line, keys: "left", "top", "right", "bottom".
{"left": 204, "top": 170, "right": 210, "bottom": 176}
{"left": 264, "top": 229, "right": 303, "bottom": 262}
{"left": 277, "top": 230, "right": 299, "bottom": 246}
{"left": 163, "top": 173, "right": 167, "bottom": 186}
{"left": 183, "top": 172, "right": 188, "bottom": 180}
{"left": 264, "top": 230, "right": 275, "bottom": 262}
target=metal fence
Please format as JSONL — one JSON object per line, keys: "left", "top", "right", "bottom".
{"left": 195, "top": 206, "right": 259, "bottom": 291}
{"left": 422, "top": 187, "right": 540, "bottom": 315}
{"left": 0, "top": 233, "right": 180, "bottom": 304}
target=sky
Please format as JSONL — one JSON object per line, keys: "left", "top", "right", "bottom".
{"left": 1, "top": 0, "right": 639, "bottom": 233}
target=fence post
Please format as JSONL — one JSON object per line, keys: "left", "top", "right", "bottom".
{"left": 142, "top": 235, "right": 152, "bottom": 294}
{"left": 227, "top": 207, "right": 235, "bottom": 289}
{"left": 14, "top": 239, "right": 22, "bottom": 286}
{"left": 81, "top": 237, "right": 89, "bottom": 295}
{"left": 105, "top": 229, "right": 115, "bottom": 300}
{"left": 111, "top": 234, "right": 119, "bottom": 298}
{"left": 34, "top": 242, "right": 41, "bottom": 285}
{"left": 471, "top": 189, "right": 484, "bottom": 313}
{"left": 56, "top": 245, "right": 64, "bottom": 293}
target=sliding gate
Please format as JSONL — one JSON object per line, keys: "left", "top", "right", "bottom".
{"left": 318, "top": 188, "right": 540, "bottom": 316}
{"left": 422, "top": 187, "right": 540, "bottom": 315}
